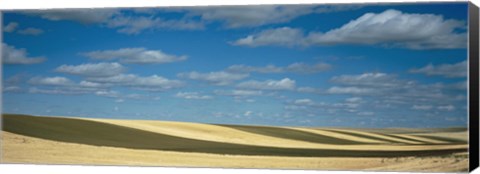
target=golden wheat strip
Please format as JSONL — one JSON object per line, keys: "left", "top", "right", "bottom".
{"left": 288, "top": 127, "right": 389, "bottom": 144}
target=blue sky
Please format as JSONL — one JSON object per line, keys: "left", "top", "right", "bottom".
{"left": 2, "top": 3, "right": 469, "bottom": 128}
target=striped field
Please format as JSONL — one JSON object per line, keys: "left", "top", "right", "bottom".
{"left": 0, "top": 114, "right": 469, "bottom": 172}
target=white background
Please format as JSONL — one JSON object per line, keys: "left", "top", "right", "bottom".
{"left": 0, "top": 0, "right": 479, "bottom": 174}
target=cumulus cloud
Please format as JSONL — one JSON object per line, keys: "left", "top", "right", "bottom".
{"left": 214, "top": 90, "right": 263, "bottom": 96}
{"left": 3, "top": 22, "right": 18, "bottom": 32}
{"left": 3, "top": 86, "right": 22, "bottom": 93}
{"left": 26, "top": 9, "right": 203, "bottom": 34}
{"left": 186, "top": 5, "right": 361, "bottom": 28}
{"left": 326, "top": 86, "right": 376, "bottom": 94}
{"left": 346, "top": 97, "right": 362, "bottom": 103}
{"left": 94, "top": 90, "right": 119, "bottom": 98}
{"left": 357, "top": 112, "right": 374, "bottom": 116}
{"left": 286, "top": 62, "right": 332, "bottom": 73}
{"left": 28, "top": 76, "right": 74, "bottom": 86}
{"left": 106, "top": 16, "right": 204, "bottom": 34}
{"left": 178, "top": 71, "right": 248, "bottom": 85}
{"left": 87, "top": 74, "right": 184, "bottom": 91}
{"left": 237, "top": 78, "right": 296, "bottom": 90}
{"left": 226, "top": 62, "right": 331, "bottom": 74}
{"left": 227, "top": 64, "right": 283, "bottom": 73}
{"left": 17, "top": 28, "right": 44, "bottom": 35}
{"left": 25, "top": 75, "right": 172, "bottom": 99}
{"left": 81, "top": 47, "right": 187, "bottom": 64}
{"left": 28, "top": 87, "right": 89, "bottom": 95}
{"left": 233, "top": 9, "right": 467, "bottom": 49}
{"left": 55, "top": 62, "right": 126, "bottom": 77}
{"left": 2, "top": 43, "right": 46, "bottom": 64}
{"left": 412, "top": 105, "right": 433, "bottom": 110}
{"left": 233, "top": 27, "right": 305, "bottom": 47}
{"left": 175, "top": 92, "right": 213, "bottom": 100}
{"left": 330, "top": 72, "right": 409, "bottom": 88}
{"left": 286, "top": 98, "right": 367, "bottom": 116}
{"left": 409, "top": 60, "right": 467, "bottom": 78}
{"left": 187, "top": 6, "right": 314, "bottom": 28}
{"left": 323, "top": 71, "right": 466, "bottom": 118}
{"left": 297, "top": 87, "right": 321, "bottom": 93}
{"left": 438, "top": 105, "right": 456, "bottom": 111}
{"left": 79, "top": 81, "right": 110, "bottom": 88}
{"left": 23, "top": 6, "right": 361, "bottom": 34}
{"left": 294, "top": 99, "right": 314, "bottom": 105}
{"left": 27, "top": 9, "right": 120, "bottom": 24}
{"left": 307, "top": 9, "right": 466, "bottom": 49}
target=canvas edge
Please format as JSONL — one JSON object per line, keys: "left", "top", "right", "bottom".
{"left": 469, "top": 1, "right": 480, "bottom": 172}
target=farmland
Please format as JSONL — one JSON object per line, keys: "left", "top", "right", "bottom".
{"left": 1, "top": 114, "right": 469, "bottom": 172}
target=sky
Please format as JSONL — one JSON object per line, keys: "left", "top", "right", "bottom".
{"left": 1, "top": 2, "right": 470, "bottom": 128}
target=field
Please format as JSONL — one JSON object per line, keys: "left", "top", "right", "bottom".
{"left": 0, "top": 114, "right": 469, "bottom": 172}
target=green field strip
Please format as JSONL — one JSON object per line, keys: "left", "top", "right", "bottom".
{"left": 217, "top": 124, "right": 368, "bottom": 145}
{"left": 2, "top": 114, "right": 467, "bottom": 158}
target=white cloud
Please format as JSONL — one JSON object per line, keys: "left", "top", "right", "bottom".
{"left": 186, "top": 5, "right": 360, "bottom": 28}
{"left": 95, "top": 90, "right": 119, "bottom": 98}
{"left": 187, "top": 6, "right": 313, "bottom": 28}
{"left": 79, "top": 81, "right": 109, "bottom": 88}
{"left": 3, "top": 22, "right": 18, "bottom": 32}
{"left": 330, "top": 72, "right": 408, "bottom": 88}
{"left": 175, "top": 92, "right": 213, "bottom": 100}
{"left": 24, "top": 6, "right": 359, "bottom": 34}
{"left": 28, "top": 87, "right": 88, "bottom": 95}
{"left": 215, "top": 90, "right": 263, "bottom": 96}
{"left": 2, "top": 43, "right": 46, "bottom": 64}
{"left": 326, "top": 86, "right": 375, "bottom": 94}
{"left": 227, "top": 64, "right": 283, "bottom": 73}
{"left": 231, "top": 90, "right": 262, "bottom": 96}
{"left": 294, "top": 99, "right": 314, "bottom": 105}
{"left": 55, "top": 62, "right": 126, "bottom": 77}
{"left": 3, "top": 86, "right": 22, "bottom": 92}
{"left": 412, "top": 105, "right": 433, "bottom": 110}
{"left": 286, "top": 62, "right": 331, "bottom": 73}
{"left": 237, "top": 78, "right": 296, "bottom": 90}
{"left": 409, "top": 60, "right": 467, "bottom": 78}
{"left": 333, "top": 102, "right": 360, "bottom": 109}
{"left": 28, "top": 76, "right": 74, "bottom": 86}
{"left": 226, "top": 62, "right": 331, "bottom": 74}
{"left": 326, "top": 72, "right": 467, "bottom": 109}
{"left": 27, "top": 9, "right": 203, "bottom": 34}
{"left": 438, "top": 105, "right": 456, "bottom": 111}
{"left": 88, "top": 74, "right": 184, "bottom": 91}
{"left": 106, "top": 16, "right": 204, "bottom": 34}
{"left": 243, "top": 111, "right": 253, "bottom": 116}
{"left": 233, "top": 27, "right": 305, "bottom": 47}
{"left": 233, "top": 9, "right": 467, "bottom": 49}
{"left": 27, "top": 76, "right": 114, "bottom": 95}
{"left": 307, "top": 9, "right": 466, "bottom": 49}
{"left": 27, "top": 9, "right": 120, "bottom": 24}
{"left": 357, "top": 112, "right": 375, "bottom": 116}
{"left": 81, "top": 47, "right": 187, "bottom": 64}
{"left": 4, "top": 73, "right": 26, "bottom": 85}
{"left": 178, "top": 71, "right": 248, "bottom": 85}
{"left": 346, "top": 97, "right": 362, "bottom": 103}
{"left": 297, "top": 87, "right": 321, "bottom": 93}
{"left": 449, "top": 81, "right": 467, "bottom": 90}
{"left": 17, "top": 28, "right": 44, "bottom": 35}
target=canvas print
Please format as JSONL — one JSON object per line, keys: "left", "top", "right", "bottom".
{"left": 1, "top": 2, "right": 472, "bottom": 172}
